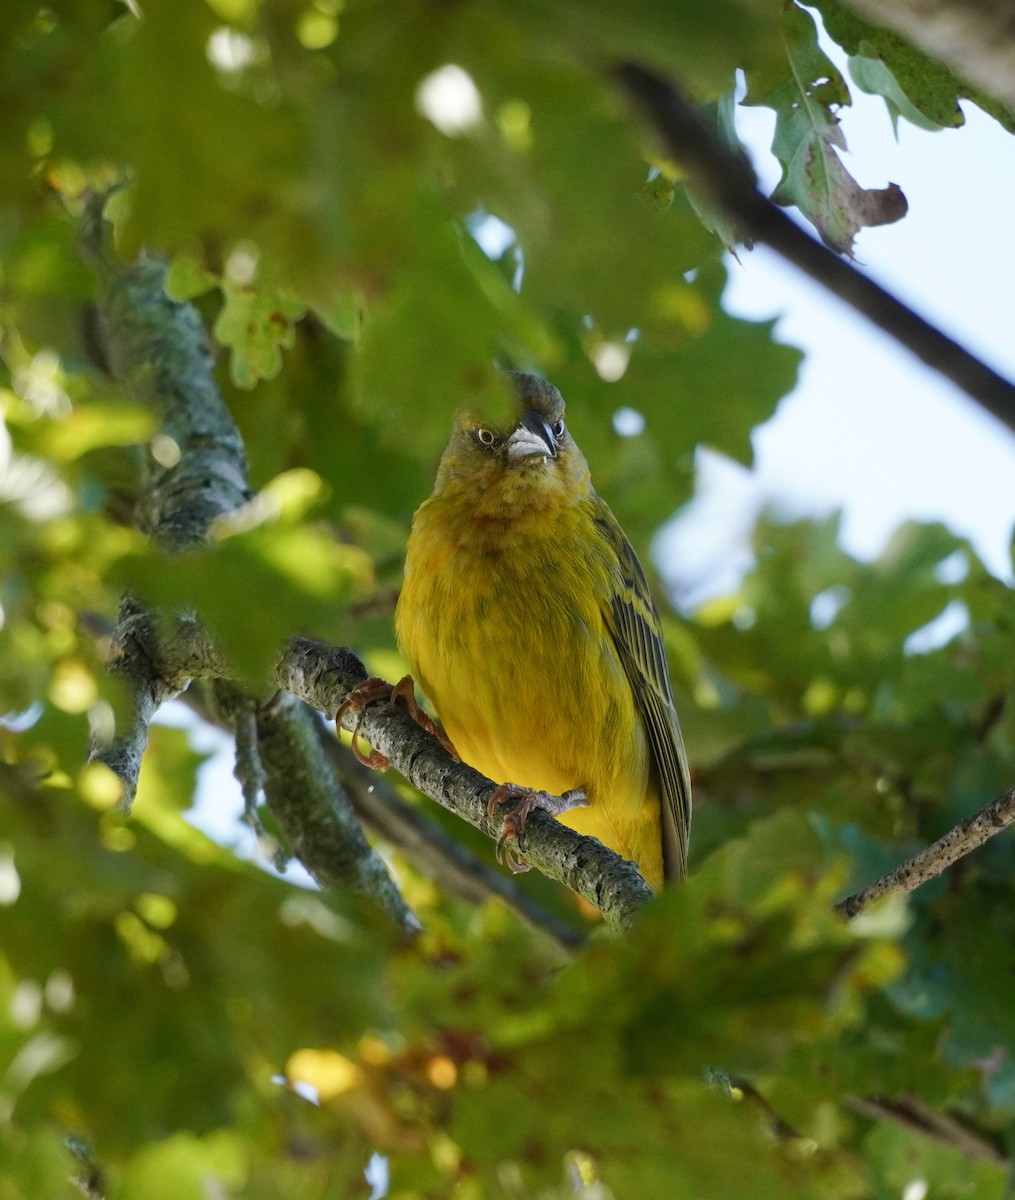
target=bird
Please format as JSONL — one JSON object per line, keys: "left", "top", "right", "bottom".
{"left": 388, "top": 371, "right": 691, "bottom": 889}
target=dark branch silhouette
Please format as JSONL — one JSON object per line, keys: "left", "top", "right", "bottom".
{"left": 616, "top": 62, "right": 1015, "bottom": 437}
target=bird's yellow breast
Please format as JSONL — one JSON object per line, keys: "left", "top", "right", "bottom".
{"left": 396, "top": 488, "right": 665, "bottom": 886}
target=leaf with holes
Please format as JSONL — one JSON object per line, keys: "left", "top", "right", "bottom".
{"left": 744, "top": 2, "right": 907, "bottom": 254}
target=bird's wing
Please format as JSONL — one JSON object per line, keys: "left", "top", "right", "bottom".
{"left": 593, "top": 505, "right": 691, "bottom": 884}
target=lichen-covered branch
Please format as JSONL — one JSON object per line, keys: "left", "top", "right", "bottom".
{"left": 228, "top": 690, "right": 268, "bottom": 836}
{"left": 325, "top": 731, "right": 587, "bottom": 951}
{"left": 96, "top": 253, "right": 251, "bottom": 549}
{"left": 206, "top": 683, "right": 419, "bottom": 937}
{"left": 615, "top": 63, "right": 1015, "bottom": 436}
{"left": 97, "top": 595, "right": 178, "bottom": 803}
{"left": 181, "top": 682, "right": 586, "bottom": 952}
{"left": 836, "top": 785, "right": 1015, "bottom": 917}
{"left": 276, "top": 638, "right": 655, "bottom": 932}
{"left": 90, "top": 236, "right": 413, "bottom": 928}
{"left": 91, "top": 240, "right": 252, "bottom": 800}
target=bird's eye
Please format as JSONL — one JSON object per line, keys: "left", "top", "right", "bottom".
{"left": 475, "top": 428, "right": 497, "bottom": 448}
{"left": 551, "top": 419, "right": 565, "bottom": 440}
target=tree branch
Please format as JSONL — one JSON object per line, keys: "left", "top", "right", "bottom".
{"left": 89, "top": 234, "right": 414, "bottom": 929}
{"left": 98, "top": 595, "right": 180, "bottom": 803}
{"left": 227, "top": 687, "right": 269, "bottom": 838}
{"left": 90, "top": 239, "right": 250, "bottom": 801}
{"left": 615, "top": 63, "right": 1015, "bottom": 436}
{"left": 182, "top": 682, "right": 586, "bottom": 952}
{"left": 276, "top": 638, "right": 655, "bottom": 932}
{"left": 95, "top": 253, "right": 251, "bottom": 549}
{"left": 836, "top": 784, "right": 1015, "bottom": 917}
{"left": 206, "top": 682, "right": 420, "bottom": 937}
{"left": 845, "top": 1094, "right": 1009, "bottom": 1166}
{"left": 317, "top": 724, "right": 587, "bottom": 950}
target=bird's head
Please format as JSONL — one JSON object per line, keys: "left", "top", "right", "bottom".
{"left": 433, "top": 373, "right": 592, "bottom": 517}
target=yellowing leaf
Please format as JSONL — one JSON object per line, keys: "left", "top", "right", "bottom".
{"left": 213, "top": 279, "right": 306, "bottom": 389}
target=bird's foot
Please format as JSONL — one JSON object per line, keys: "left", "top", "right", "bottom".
{"left": 335, "top": 675, "right": 458, "bottom": 769}
{"left": 487, "top": 783, "right": 588, "bottom": 873}
{"left": 335, "top": 677, "right": 394, "bottom": 768}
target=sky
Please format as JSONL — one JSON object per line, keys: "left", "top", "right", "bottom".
{"left": 661, "top": 56, "right": 1015, "bottom": 602}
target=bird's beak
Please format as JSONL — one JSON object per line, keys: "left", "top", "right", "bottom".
{"left": 506, "top": 409, "right": 557, "bottom": 462}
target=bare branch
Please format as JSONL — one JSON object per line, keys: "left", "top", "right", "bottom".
{"left": 275, "top": 638, "right": 655, "bottom": 932}
{"left": 836, "top": 785, "right": 1015, "bottom": 917}
{"left": 615, "top": 63, "right": 1015, "bottom": 437}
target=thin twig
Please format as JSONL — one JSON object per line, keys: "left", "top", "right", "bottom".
{"left": 845, "top": 1095, "right": 1009, "bottom": 1167}
{"left": 836, "top": 785, "right": 1015, "bottom": 917}
{"left": 615, "top": 63, "right": 1015, "bottom": 436}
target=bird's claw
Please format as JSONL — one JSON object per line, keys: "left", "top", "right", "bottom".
{"left": 335, "top": 677, "right": 395, "bottom": 768}
{"left": 390, "top": 675, "right": 460, "bottom": 762}
{"left": 487, "top": 783, "right": 588, "bottom": 873}
{"left": 335, "top": 675, "right": 459, "bottom": 770}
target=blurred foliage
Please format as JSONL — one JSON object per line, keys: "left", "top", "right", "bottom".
{"left": 812, "top": 0, "right": 1015, "bottom": 134}
{"left": 3, "top": 0, "right": 1015, "bottom": 1196}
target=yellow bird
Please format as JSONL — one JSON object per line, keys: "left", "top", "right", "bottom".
{"left": 393, "top": 372, "right": 690, "bottom": 889}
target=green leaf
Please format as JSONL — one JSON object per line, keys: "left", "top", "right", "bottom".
{"left": 27, "top": 402, "right": 156, "bottom": 462}
{"left": 353, "top": 207, "right": 555, "bottom": 456}
{"left": 165, "top": 253, "right": 218, "bottom": 302}
{"left": 848, "top": 53, "right": 944, "bottom": 133}
{"left": 111, "top": 1131, "right": 247, "bottom": 1200}
{"left": 311, "top": 289, "right": 361, "bottom": 342}
{"left": 745, "top": 2, "right": 908, "bottom": 254}
{"left": 213, "top": 280, "right": 306, "bottom": 389}
{"left": 813, "top": 0, "right": 1015, "bottom": 133}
